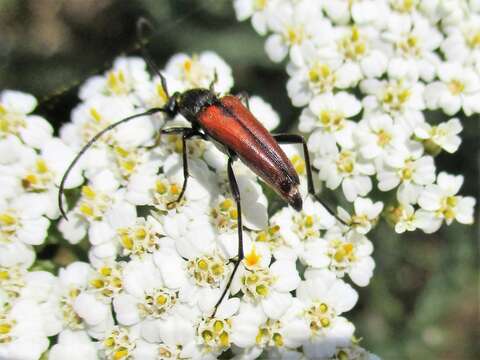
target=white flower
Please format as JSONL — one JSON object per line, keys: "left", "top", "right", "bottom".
{"left": 116, "top": 214, "right": 165, "bottom": 258}
{"left": 310, "top": 133, "right": 375, "bottom": 202}
{"left": 113, "top": 255, "right": 180, "bottom": 327}
{"left": 0, "top": 299, "right": 49, "bottom": 360}
{"left": 338, "top": 198, "right": 384, "bottom": 234}
{"left": 126, "top": 155, "right": 212, "bottom": 216}
{"left": 388, "top": 203, "right": 438, "bottom": 234}
{"left": 98, "top": 325, "right": 140, "bottom": 360}
{"left": 382, "top": 13, "right": 443, "bottom": 81}
{"left": 271, "top": 196, "right": 335, "bottom": 258}
{"left": 323, "top": 0, "right": 388, "bottom": 25}
{"left": 0, "top": 197, "right": 49, "bottom": 246}
{"left": 297, "top": 271, "right": 358, "bottom": 358}
{"left": 414, "top": 117, "right": 462, "bottom": 154}
{"left": 231, "top": 299, "right": 309, "bottom": 355}
{"left": 0, "top": 136, "right": 34, "bottom": 201}
{"left": 63, "top": 96, "right": 153, "bottom": 153}
{"left": 17, "top": 138, "right": 83, "bottom": 219}
{"left": 299, "top": 92, "right": 362, "bottom": 149}
{"left": 59, "top": 169, "right": 136, "bottom": 249}
{"left": 418, "top": 172, "right": 475, "bottom": 230}
{"left": 231, "top": 243, "right": 300, "bottom": 319}
{"left": 287, "top": 43, "right": 358, "bottom": 107}
{"left": 334, "top": 25, "right": 388, "bottom": 79}
{"left": 132, "top": 314, "right": 197, "bottom": 359}
{"left": 233, "top": 0, "right": 279, "bottom": 35}
{"left": 441, "top": 14, "right": 480, "bottom": 64}
{"left": 165, "top": 52, "right": 234, "bottom": 93}
{"left": 322, "top": 344, "right": 382, "bottom": 360}
{"left": 424, "top": 62, "right": 480, "bottom": 116}
{"left": 377, "top": 141, "right": 435, "bottom": 204}
{"left": 355, "top": 113, "right": 409, "bottom": 161}
{"left": 304, "top": 229, "right": 375, "bottom": 287}
{"left": 48, "top": 330, "right": 97, "bottom": 360}
{"left": 265, "top": 1, "right": 326, "bottom": 62}
{"left": 154, "top": 238, "right": 233, "bottom": 314}
{"left": 0, "top": 242, "right": 35, "bottom": 268}
{"left": 0, "top": 90, "right": 53, "bottom": 148}
{"left": 361, "top": 78, "right": 425, "bottom": 120}
{"left": 79, "top": 56, "right": 150, "bottom": 101}
{"left": 425, "top": 63, "right": 480, "bottom": 116}
{"left": 194, "top": 299, "right": 240, "bottom": 357}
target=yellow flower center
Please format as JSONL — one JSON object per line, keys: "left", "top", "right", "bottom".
{"left": 198, "top": 317, "right": 232, "bottom": 353}
{"left": 22, "top": 158, "right": 54, "bottom": 191}
{"left": 241, "top": 267, "right": 276, "bottom": 301}
{"left": 187, "top": 253, "right": 227, "bottom": 288}
{"left": 244, "top": 246, "right": 262, "bottom": 269}
{"left": 377, "top": 129, "right": 392, "bottom": 147}
{"left": 318, "top": 110, "right": 345, "bottom": 132}
{"left": 466, "top": 31, "right": 480, "bottom": 49}
{"left": 89, "top": 265, "right": 123, "bottom": 300}
{"left": 255, "top": 319, "right": 284, "bottom": 348}
{"left": 103, "top": 327, "right": 136, "bottom": 360}
{"left": 305, "top": 301, "right": 335, "bottom": 335}
{"left": 391, "top": 0, "right": 417, "bottom": 12}
{"left": 60, "top": 287, "right": 84, "bottom": 330}
{"left": 0, "top": 211, "right": 19, "bottom": 243}
{"left": 154, "top": 178, "right": 186, "bottom": 211}
{"left": 0, "top": 266, "right": 25, "bottom": 298}
{"left": 286, "top": 25, "right": 305, "bottom": 45}
{"left": 448, "top": 79, "right": 465, "bottom": 95}
{"left": 0, "top": 104, "right": 26, "bottom": 137}
{"left": 117, "top": 219, "right": 160, "bottom": 257}
{"left": 254, "top": 0, "right": 267, "bottom": 10}
{"left": 139, "top": 288, "right": 177, "bottom": 319}
{"left": 338, "top": 26, "right": 367, "bottom": 60}
{"left": 336, "top": 150, "right": 355, "bottom": 174}
{"left": 77, "top": 186, "right": 112, "bottom": 221}
{"left": 211, "top": 198, "right": 238, "bottom": 231}
{"left": 382, "top": 81, "right": 411, "bottom": 113}
{"left": 308, "top": 63, "right": 336, "bottom": 92}
{"left": 106, "top": 70, "right": 130, "bottom": 96}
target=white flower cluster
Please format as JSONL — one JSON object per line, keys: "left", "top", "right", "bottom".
{"left": 0, "top": 52, "right": 377, "bottom": 359}
{"left": 0, "top": 91, "right": 84, "bottom": 358}
{"left": 234, "top": 0, "right": 477, "bottom": 234}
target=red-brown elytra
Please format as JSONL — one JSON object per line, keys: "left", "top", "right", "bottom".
{"left": 58, "top": 18, "right": 346, "bottom": 315}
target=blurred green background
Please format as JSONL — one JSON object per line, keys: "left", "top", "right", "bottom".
{"left": 1, "top": 0, "right": 478, "bottom": 359}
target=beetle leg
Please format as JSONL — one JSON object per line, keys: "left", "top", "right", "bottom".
{"left": 147, "top": 126, "right": 189, "bottom": 149}
{"left": 209, "top": 69, "right": 219, "bottom": 92}
{"left": 274, "top": 134, "right": 347, "bottom": 226}
{"left": 160, "top": 127, "right": 204, "bottom": 208}
{"left": 213, "top": 156, "right": 244, "bottom": 316}
{"left": 160, "top": 128, "right": 205, "bottom": 207}
{"left": 160, "top": 127, "right": 190, "bottom": 135}
{"left": 236, "top": 91, "right": 250, "bottom": 109}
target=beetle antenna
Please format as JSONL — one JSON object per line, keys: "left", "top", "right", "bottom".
{"left": 58, "top": 107, "right": 165, "bottom": 220}
{"left": 136, "top": 17, "right": 170, "bottom": 98}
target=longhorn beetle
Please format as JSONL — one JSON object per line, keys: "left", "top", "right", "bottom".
{"left": 58, "top": 18, "right": 347, "bottom": 314}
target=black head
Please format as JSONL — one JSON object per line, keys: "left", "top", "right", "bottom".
{"left": 173, "top": 88, "right": 217, "bottom": 123}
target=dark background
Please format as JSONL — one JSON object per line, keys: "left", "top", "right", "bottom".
{"left": 1, "top": 0, "right": 478, "bottom": 358}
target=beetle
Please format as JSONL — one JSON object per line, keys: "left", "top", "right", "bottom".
{"left": 58, "top": 19, "right": 346, "bottom": 314}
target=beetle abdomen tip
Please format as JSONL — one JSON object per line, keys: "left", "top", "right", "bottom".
{"left": 288, "top": 187, "right": 302, "bottom": 212}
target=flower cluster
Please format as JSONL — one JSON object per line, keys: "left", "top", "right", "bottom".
{"left": 0, "top": 90, "right": 84, "bottom": 358}
{"left": 0, "top": 52, "right": 377, "bottom": 358}
{"left": 235, "top": 0, "right": 476, "bottom": 234}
